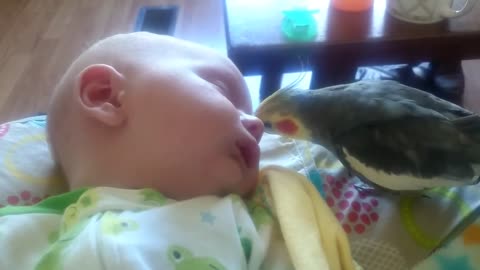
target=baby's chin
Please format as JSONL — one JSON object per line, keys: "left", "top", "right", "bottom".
{"left": 237, "top": 167, "right": 260, "bottom": 198}
{"left": 154, "top": 165, "right": 261, "bottom": 200}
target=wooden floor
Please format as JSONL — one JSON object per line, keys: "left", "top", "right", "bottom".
{"left": 0, "top": 0, "right": 479, "bottom": 122}
{"left": 0, "top": 0, "right": 226, "bottom": 122}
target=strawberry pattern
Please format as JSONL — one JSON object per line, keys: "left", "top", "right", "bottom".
{"left": 322, "top": 174, "right": 380, "bottom": 235}
{"left": 0, "top": 190, "right": 49, "bottom": 208}
{"left": 0, "top": 123, "right": 9, "bottom": 138}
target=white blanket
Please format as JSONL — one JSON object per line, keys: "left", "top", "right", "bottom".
{"left": 0, "top": 186, "right": 292, "bottom": 270}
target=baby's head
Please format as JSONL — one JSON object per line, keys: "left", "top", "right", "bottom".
{"left": 47, "top": 32, "right": 263, "bottom": 200}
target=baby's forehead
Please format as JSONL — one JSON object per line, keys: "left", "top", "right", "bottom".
{"left": 79, "top": 33, "right": 248, "bottom": 110}
{"left": 120, "top": 34, "right": 237, "bottom": 76}
{"left": 83, "top": 32, "right": 225, "bottom": 65}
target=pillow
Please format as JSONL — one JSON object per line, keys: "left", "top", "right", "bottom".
{"left": 0, "top": 115, "right": 67, "bottom": 207}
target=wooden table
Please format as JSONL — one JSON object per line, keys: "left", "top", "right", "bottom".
{"left": 223, "top": 0, "right": 480, "bottom": 99}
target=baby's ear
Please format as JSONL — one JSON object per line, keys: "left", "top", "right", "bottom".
{"left": 77, "top": 64, "right": 127, "bottom": 127}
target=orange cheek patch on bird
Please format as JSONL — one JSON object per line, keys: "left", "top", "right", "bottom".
{"left": 275, "top": 119, "right": 298, "bottom": 135}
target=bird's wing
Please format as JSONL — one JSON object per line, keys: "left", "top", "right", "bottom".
{"left": 353, "top": 80, "right": 474, "bottom": 119}
{"left": 332, "top": 116, "right": 479, "bottom": 189}
{"left": 306, "top": 92, "right": 447, "bottom": 138}
{"left": 454, "top": 115, "right": 480, "bottom": 142}
{"left": 306, "top": 80, "right": 475, "bottom": 138}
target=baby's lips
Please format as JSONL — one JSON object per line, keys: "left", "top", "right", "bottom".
{"left": 235, "top": 135, "right": 261, "bottom": 196}
{"left": 237, "top": 139, "right": 260, "bottom": 169}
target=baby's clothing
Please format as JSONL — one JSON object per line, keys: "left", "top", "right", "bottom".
{"left": 0, "top": 166, "right": 359, "bottom": 270}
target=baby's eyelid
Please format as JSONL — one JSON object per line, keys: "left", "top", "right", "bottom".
{"left": 210, "top": 79, "right": 230, "bottom": 96}
{"left": 207, "top": 77, "right": 244, "bottom": 109}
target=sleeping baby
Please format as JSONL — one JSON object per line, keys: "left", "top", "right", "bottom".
{"left": 0, "top": 32, "right": 360, "bottom": 270}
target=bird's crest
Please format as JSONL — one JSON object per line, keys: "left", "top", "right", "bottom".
{"left": 255, "top": 77, "right": 306, "bottom": 118}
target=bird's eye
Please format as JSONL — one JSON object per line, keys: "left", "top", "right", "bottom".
{"left": 263, "top": 121, "right": 273, "bottom": 130}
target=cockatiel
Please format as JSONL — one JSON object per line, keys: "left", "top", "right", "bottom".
{"left": 255, "top": 80, "right": 480, "bottom": 192}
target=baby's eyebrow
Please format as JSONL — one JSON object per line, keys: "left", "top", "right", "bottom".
{"left": 211, "top": 78, "right": 236, "bottom": 105}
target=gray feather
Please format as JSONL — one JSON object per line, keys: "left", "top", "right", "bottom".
{"left": 334, "top": 117, "right": 476, "bottom": 181}
{"left": 294, "top": 80, "right": 480, "bottom": 189}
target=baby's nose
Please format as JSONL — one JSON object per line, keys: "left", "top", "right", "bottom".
{"left": 240, "top": 112, "right": 264, "bottom": 143}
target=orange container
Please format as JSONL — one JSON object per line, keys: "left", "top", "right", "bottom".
{"left": 331, "top": 0, "right": 373, "bottom": 12}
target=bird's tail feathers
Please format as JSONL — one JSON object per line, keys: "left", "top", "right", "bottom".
{"left": 472, "top": 175, "right": 480, "bottom": 185}
{"left": 452, "top": 115, "right": 480, "bottom": 162}
{"left": 464, "top": 146, "right": 480, "bottom": 164}
{"left": 455, "top": 115, "right": 480, "bottom": 142}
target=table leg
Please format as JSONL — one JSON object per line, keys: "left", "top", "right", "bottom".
{"left": 310, "top": 64, "right": 357, "bottom": 89}
{"left": 259, "top": 68, "right": 283, "bottom": 101}
{"left": 430, "top": 60, "right": 465, "bottom": 104}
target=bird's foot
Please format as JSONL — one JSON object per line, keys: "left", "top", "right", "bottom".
{"left": 353, "top": 183, "right": 379, "bottom": 196}
{"left": 421, "top": 193, "right": 432, "bottom": 199}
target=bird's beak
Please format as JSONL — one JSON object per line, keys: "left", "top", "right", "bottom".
{"left": 254, "top": 103, "right": 267, "bottom": 122}
{"left": 254, "top": 88, "right": 282, "bottom": 118}
{"left": 254, "top": 106, "right": 264, "bottom": 120}
{"left": 254, "top": 104, "right": 273, "bottom": 134}
{"left": 254, "top": 99, "right": 268, "bottom": 118}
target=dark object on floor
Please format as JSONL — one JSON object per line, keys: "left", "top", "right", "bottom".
{"left": 134, "top": 6, "right": 178, "bottom": 35}
{"left": 356, "top": 62, "right": 465, "bottom": 104}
